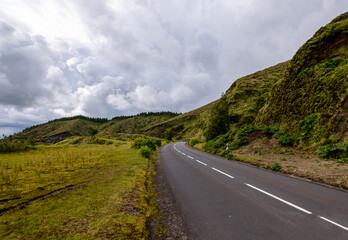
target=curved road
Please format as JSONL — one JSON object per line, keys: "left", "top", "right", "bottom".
{"left": 160, "top": 142, "right": 348, "bottom": 240}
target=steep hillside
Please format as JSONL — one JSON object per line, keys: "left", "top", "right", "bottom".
{"left": 225, "top": 61, "right": 289, "bottom": 128}
{"left": 257, "top": 12, "right": 348, "bottom": 145}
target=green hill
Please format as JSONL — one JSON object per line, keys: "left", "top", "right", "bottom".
{"left": 99, "top": 112, "right": 180, "bottom": 136}
{"left": 143, "top": 101, "right": 217, "bottom": 140}
{"left": 257, "top": 11, "right": 348, "bottom": 145}
{"left": 13, "top": 116, "right": 106, "bottom": 143}
{"left": 11, "top": 112, "right": 180, "bottom": 143}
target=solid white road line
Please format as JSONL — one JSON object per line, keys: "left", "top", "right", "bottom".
{"left": 212, "top": 167, "right": 234, "bottom": 179}
{"left": 319, "top": 216, "right": 348, "bottom": 231}
{"left": 187, "top": 156, "right": 194, "bottom": 159}
{"left": 182, "top": 153, "right": 186, "bottom": 156}
{"left": 245, "top": 184, "right": 312, "bottom": 214}
{"left": 196, "top": 160, "right": 207, "bottom": 166}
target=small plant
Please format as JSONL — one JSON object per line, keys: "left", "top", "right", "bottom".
{"left": 300, "top": 114, "right": 317, "bottom": 140}
{"left": 189, "top": 138, "right": 202, "bottom": 147}
{"left": 263, "top": 137, "right": 270, "bottom": 144}
{"left": 316, "top": 143, "right": 348, "bottom": 162}
{"left": 132, "top": 137, "right": 160, "bottom": 151}
{"left": 280, "top": 149, "right": 293, "bottom": 155}
{"left": 323, "top": 58, "right": 344, "bottom": 73}
{"left": 139, "top": 146, "right": 153, "bottom": 158}
{"left": 271, "top": 162, "right": 282, "bottom": 171}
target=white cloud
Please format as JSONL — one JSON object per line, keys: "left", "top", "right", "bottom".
{"left": 106, "top": 94, "right": 131, "bottom": 110}
{"left": 0, "top": 0, "right": 347, "bottom": 135}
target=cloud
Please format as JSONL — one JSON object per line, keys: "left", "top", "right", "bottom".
{"left": 0, "top": 0, "right": 347, "bottom": 135}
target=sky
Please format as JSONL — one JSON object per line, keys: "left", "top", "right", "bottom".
{"left": 0, "top": 0, "right": 347, "bottom": 136}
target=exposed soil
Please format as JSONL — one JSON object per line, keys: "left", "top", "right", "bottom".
{"left": 151, "top": 156, "right": 189, "bottom": 240}
{"left": 233, "top": 133, "right": 348, "bottom": 190}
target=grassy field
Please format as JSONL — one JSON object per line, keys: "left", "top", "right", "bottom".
{"left": 0, "top": 138, "right": 155, "bottom": 239}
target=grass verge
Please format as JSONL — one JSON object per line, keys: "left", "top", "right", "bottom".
{"left": 0, "top": 138, "right": 158, "bottom": 239}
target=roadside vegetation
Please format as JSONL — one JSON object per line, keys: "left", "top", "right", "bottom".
{"left": 0, "top": 136, "right": 161, "bottom": 239}
{"left": 188, "top": 12, "right": 348, "bottom": 190}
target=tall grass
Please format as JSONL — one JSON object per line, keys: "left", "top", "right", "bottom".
{"left": 0, "top": 139, "right": 152, "bottom": 239}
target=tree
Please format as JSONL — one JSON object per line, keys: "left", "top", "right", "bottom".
{"left": 206, "top": 96, "right": 230, "bottom": 141}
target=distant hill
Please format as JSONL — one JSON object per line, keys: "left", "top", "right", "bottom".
{"left": 99, "top": 112, "right": 180, "bottom": 136}
{"left": 143, "top": 101, "right": 217, "bottom": 139}
{"left": 12, "top": 112, "right": 180, "bottom": 143}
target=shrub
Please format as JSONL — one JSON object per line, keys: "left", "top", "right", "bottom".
{"left": 163, "top": 129, "right": 173, "bottom": 141}
{"left": 189, "top": 138, "right": 202, "bottom": 147}
{"left": 132, "top": 137, "right": 160, "bottom": 151}
{"left": 133, "top": 138, "right": 146, "bottom": 149}
{"left": 272, "top": 130, "right": 297, "bottom": 146}
{"left": 271, "top": 163, "right": 282, "bottom": 171}
{"left": 323, "top": 58, "right": 344, "bottom": 73}
{"left": 0, "top": 140, "right": 33, "bottom": 154}
{"left": 139, "top": 146, "right": 153, "bottom": 158}
{"left": 154, "top": 139, "right": 162, "bottom": 147}
{"left": 206, "top": 96, "right": 229, "bottom": 141}
{"left": 316, "top": 143, "right": 348, "bottom": 160}
{"left": 278, "top": 135, "right": 296, "bottom": 146}
{"left": 300, "top": 114, "right": 317, "bottom": 140}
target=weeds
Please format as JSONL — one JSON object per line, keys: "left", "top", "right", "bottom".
{"left": 316, "top": 143, "right": 348, "bottom": 163}
{"left": 271, "top": 163, "right": 282, "bottom": 171}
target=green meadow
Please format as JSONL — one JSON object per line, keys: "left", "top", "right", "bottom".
{"left": 0, "top": 138, "right": 156, "bottom": 239}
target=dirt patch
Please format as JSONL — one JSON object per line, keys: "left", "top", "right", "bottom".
{"left": 233, "top": 136, "right": 348, "bottom": 190}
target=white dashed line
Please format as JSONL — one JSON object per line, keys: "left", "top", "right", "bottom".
{"left": 212, "top": 167, "right": 234, "bottom": 179}
{"left": 196, "top": 160, "right": 207, "bottom": 166}
{"left": 172, "top": 143, "right": 346, "bottom": 229}
{"left": 245, "top": 184, "right": 312, "bottom": 214}
{"left": 319, "top": 216, "right": 348, "bottom": 231}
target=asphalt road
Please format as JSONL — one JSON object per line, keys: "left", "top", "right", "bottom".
{"left": 160, "top": 142, "right": 348, "bottom": 240}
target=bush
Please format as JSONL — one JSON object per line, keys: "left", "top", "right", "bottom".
{"left": 189, "top": 138, "right": 202, "bottom": 147}
{"left": 206, "top": 96, "right": 229, "bottom": 141}
{"left": 133, "top": 137, "right": 161, "bottom": 151}
{"left": 300, "top": 114, "right": 317, "bottom": 140}
{"left": 278, "top": 135, "right": 296, "bottom": 146}
{"left": 323, "top": 58, "right": 344, "bottom": 73}
{"left": 316, "top": 143, "right": 348, "bottom": 160}
{"left": 0, "top": 140, "right": 33, "bottom": 154}
{"left": 271, "top": 163, "right": 282, "bottom": 171}
{"left": 272, "top": 130, "right": 297, "bottom": 146}
{"left": 163, "top": 129, "right": 173, "bottom": 141}
{"left": 139, "top": 146, "right": 153, "bottom": 158}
